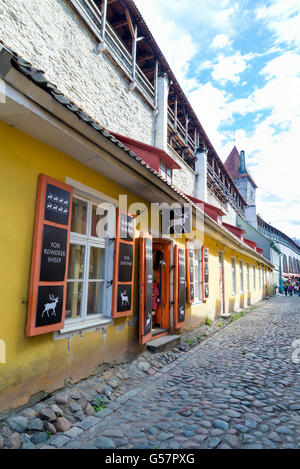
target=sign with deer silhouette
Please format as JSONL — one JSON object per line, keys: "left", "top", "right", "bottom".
{"left": 26, "top": 175, "right": 73, "bottom": 336}
{"left": 202, "top": 247, "right": 209, "bottom": 300}
{"left": 45, "top": 183, "right": 70, "bottom": 225}
{"left": 111, "top": 209, "right": 135, "bottom": 318}
{"left": 116, "top": 285, "right": 132, "bottom": 313}
{"left": 35, "top": 286, "right": 63, "bottom": 327}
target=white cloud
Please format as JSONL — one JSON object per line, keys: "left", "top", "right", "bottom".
{"left": 212, "top": 34, "right": 232, "bottom": 49}
{"left": 256, "top": 0, "right": 300, "bottom": 47}
{"left": 211, "top": 53, "right": 253, "bottom": 85}
{"left": 134, "top": 0, "right": 300, "bottom": 237}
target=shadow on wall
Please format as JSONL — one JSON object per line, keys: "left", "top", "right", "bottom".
{"left": 0, "top": 339, "right": 6, "bottom": 364}
{"left": 228, "top": 297, "right": 236, "bottom": 314}
{"left": 239, "top": 294, "right": 245, "bottom": 309}
{"left": 215, "top": 298, "right": 221, "bottom": 317}
{"left": 247, "top": 292, "right": 252, "bottom": 306}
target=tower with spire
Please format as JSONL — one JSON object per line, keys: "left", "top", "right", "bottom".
{"left": 224, "top": 146, "right": 258, "bottom": 228}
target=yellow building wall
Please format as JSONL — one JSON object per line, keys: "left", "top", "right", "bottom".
{"left": 0, "top": 120, "right": 149, "bottom": 413}
{"left": 184, "top": 236, "right": 272, "bottom": 329}
{"left": 0, "top": 120, "right": 273, "bottom": 413}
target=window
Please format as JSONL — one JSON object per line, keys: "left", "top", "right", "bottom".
{"left": 231, "top": 258, "right": 236, "bottom": 296}
{"left": 246, "top": 263, "right": 250, "bottom": 292}
{"left": 66, "top": 195, "right": 112, "bottom": 325}
{"left": 160, "top": 162, "right": 172, "bottom": 184}
{"left": 239, "top": 260, "right": 244, "bottom": 293}
{"left": 193, "top": 249, "right": 203, "bottom": 302}
{"left": 253, "top": 265, "right": 256, "bottom": 291}
{"left": 258, "top": 266, "right": 262, "bottom": 290}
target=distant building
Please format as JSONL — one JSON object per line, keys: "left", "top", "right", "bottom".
{"left": 225, "top": 146, "right": 300, "bottom": 291}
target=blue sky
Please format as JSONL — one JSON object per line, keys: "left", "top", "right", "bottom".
{"left": 135, "top": 0, "right": 300, "bottom": 240}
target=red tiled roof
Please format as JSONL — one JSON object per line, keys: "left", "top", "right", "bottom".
{"left": 224, "top": 146, "right": 258, "bottom": 189}
{"left": 110, "top": 132, "right": 181, "bottom": 172}
{"left": 185, "top": 195, "right": 225, "bottom": 223}
{"left": 244, "top": 238, "right": 258, "bottom": 249}
{"left": 223, "top": 222, "right": 246, "bottom": 240}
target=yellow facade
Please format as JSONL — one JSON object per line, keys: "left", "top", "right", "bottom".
{"left": 0, "top": 120, "right": 272, "bottom": 413}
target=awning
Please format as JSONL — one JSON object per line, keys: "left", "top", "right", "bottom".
{"left": 223, "top": 222, "right": 246, "bottom": 240}
{"left": 244, "top": 238, "right": 258, "bottom": 250}
{"left": 110, "top": 132, "right": 181, "bottom": 173}
{"left": 186, "top": 195, "right": 225, "bottom": 223}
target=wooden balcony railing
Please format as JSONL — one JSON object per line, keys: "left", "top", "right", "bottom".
{"left": 67, "top": 0, "right": 155, "bottom": 107}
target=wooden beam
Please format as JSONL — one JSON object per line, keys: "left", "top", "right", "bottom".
{"left": 125, "top": 8, "right": 135, "bottom": 39}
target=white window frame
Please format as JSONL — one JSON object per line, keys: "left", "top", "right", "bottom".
{"left": 253, "top": 265, "right": 256, "bottom": 291}
{"left": 258, "top": 266, "right": 262, "bottom": 290}
{"left": 160, "top": 161, "right": 172, "bottom": 184}
{"left": 239, "top": 260, "right": 244, "bottom": 294}
{"left": 231, "top": 257, "right": 237, "bottom": 296}
{"left": 246, "top": 263, "right": 250, "bottom": 292}
{"left": 63, "top": 193, "right": 114, "bottom": 332}
{"left": 193, "top": 248, "right": 203, "bottom": 303}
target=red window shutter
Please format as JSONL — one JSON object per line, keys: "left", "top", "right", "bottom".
{"left": 139, "top": 233, "right": 153, "bottom": 345}
{"left": 111, "top": 209, "right": 136, "bottom": 318}
{"left": 26, "top": 174, "right": 73, "bottom": 337}
{"left": 186, "top": 240, "right": 195, "bottom": 304}
{"left": 174, "top": 245, "right": 186, "bottom": 329}
{"left": 202, "top": 246, "right": 209, "bottom": 300}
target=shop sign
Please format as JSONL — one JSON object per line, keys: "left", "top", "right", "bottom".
{"left": 26, "top": 175, "right": 73, "bottom": 336}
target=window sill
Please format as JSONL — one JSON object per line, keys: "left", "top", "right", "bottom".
{"left": 55, "top": 317, "right": 113, "bottom": 337}
{"left": 191, "top": 301, "right": 204, "bottom": 306}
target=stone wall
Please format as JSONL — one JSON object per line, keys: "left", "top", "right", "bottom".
{"left": 168, "top": 145, "right": 196, "bottom": 196}
{"left": 0, "top": 0, "right": 154, "bottom": 144}
{"left": 207, "top": 191, "right": 237, "bottom": 225}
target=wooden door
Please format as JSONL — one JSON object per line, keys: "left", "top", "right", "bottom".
{"left": 139, "top": 233, "right": 153, "bottom": 345}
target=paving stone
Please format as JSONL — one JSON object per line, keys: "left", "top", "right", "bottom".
{"left": 213, "top": 420, "right": 229, "bottom": 431}
{"left": 55, "top": 394, "right": 69, "bottom": 405}
{"left": 49, "top": 434, "right": 70, "bottom": 448}
{"left": 7, "top": 416, "right": 27, "bottom": 433}
{"left": 27, "top": 418, "right": 44, "bottom": 432}
{"left": 22, "top": 442, "right": 36, "bottom": 449}
{"left": 55, "top": 417, "right": 72, "bottom": 433}
{"left": 43, "top": 421, "right": 57, "bottom": 435}
{"left": 31, "top": 432, "right": 49, "bottom": 445}
{"left": 7, "top": 432, "right": 21, "bottom": 449}
{"left": 94, "top": 408, "right": 113, "bottom": 418}
{"left": 276, "top": 426, "right": 294, "bottom": 436}
{"left": 40, "top": 408, "right": 57, "bottom": 422}
{"left": 78, "top": 416, "right": 99, "bottom": 430}
{"left": 94, "top": 436, "right": 116, "bottom": 449}
{"left": 64, "top": 427, "right": 83, "bottom": 438}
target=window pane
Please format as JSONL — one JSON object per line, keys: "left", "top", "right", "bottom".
{"left": 71, "top": 198, "right": 87, "bottom": 235}
{"left": 65, "top": 282, "right": 83, "bottom": 319}
{"left": 91, "top": 205, "right": 108, "bottom": 238}
{"left": 87, "top": 282, "right": 104, "bottom": 316}
{"left": 68, "top": 244, "right": 85, "bottom": 280}
{"left": 89, "top": 246, "right": 106, "bottom": 279}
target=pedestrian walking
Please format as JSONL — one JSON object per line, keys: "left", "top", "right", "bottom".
{"left": 289, "top": 283, "right": 293, "bottom": 296}
{"left": 284, "top": 281, "right": 289, "bottom": 296}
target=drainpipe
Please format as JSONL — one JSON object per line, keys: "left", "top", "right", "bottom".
{"left": 194, "top": 145, "right": 208, "bottom": 202}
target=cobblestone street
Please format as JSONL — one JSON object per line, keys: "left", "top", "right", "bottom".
{"left": 60, "top": 296, "right": 300, "bottom": 450}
